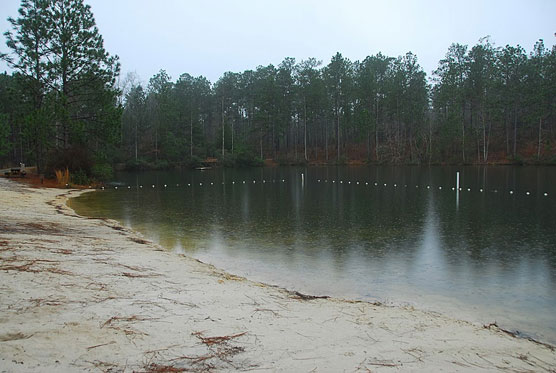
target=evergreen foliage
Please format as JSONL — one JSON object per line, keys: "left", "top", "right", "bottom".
{"left": 1, "top": 1, "right": 555, "bottom": 172}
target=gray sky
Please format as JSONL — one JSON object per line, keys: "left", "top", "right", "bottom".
{"left": 1, "top": 0, "right": 555, "bottom": 85}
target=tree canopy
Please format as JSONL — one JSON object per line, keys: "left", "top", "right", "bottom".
{"left": 1, "top": 0, "right": 555, "bottom": 176}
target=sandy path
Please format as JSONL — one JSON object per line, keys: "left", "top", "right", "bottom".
{"left": 0, "top": 178, "right": 555, "bottom": 372}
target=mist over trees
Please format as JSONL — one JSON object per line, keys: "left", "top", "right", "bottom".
{"left": 1, "top": 0, "right": 555, "bottom": 177}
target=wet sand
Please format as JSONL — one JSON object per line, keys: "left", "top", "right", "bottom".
{"left": 0, "top": 177, "right": 555, "bottom": 372}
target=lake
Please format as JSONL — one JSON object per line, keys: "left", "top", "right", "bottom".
{"left": 69, "top": 165, "right": 556, "bottom": 344}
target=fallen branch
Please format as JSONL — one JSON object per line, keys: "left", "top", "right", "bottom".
{"left": 86, "top": 341, "right": 116, "bottom": 350}
{"left": 193, "top": 331, "right": 247, "bottom": 346}
{"left": 101, "top": 315, "right": 156, "bottom": 328}
{"left": 122, "top": 272, "right": 160, "bottom": 278}
{"left": 289, "top": 290, "right": 330, "bottom": 301}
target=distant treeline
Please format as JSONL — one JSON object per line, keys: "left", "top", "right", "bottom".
{"left": 118, "top": 38, "right": 555, "bottom": 168}
{"left": 1, "top": 0, "right": 555, "bottom": 180}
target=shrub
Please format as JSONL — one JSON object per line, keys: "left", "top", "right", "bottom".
{"left": 71, "top": 168, "right": 89, "bottom": 186}
{"left": 125, "top": 158, "right": 151, "bottom": 171}
{"left": 48, "top": 146, "right": 93, "bottom": 176}
{"left": 91, "top": 163, "right": 114, "bottom": 181}
{"left": 185, "top": 155, "right": 203, "bottom": 169}
{"left": 153, "top": 159, "right": 170, "bottom": 170}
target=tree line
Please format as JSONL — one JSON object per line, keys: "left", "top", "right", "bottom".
{"left": 120, "top": 37, "right": 555, "bottom": 168}
{"left": 1, "top": 0, "right": 555, "bottom": 180}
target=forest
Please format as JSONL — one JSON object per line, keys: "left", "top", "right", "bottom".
{"left": 1, "top": 0, "right": 555, "bottom": 182}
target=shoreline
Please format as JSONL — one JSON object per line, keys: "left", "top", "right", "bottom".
{"left": 1, "top": 177, "right": 555, "bottom": 371}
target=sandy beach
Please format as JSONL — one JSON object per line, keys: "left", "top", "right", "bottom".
{"left": 0, "top": 177, "right": 555, "bottom": 372}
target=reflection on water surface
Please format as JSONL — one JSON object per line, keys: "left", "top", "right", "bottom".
{"left": 70, "top": 166, "right": 556, "bottom": 344}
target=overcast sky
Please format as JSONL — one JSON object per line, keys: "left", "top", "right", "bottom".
{"left": 1, "top": 0, "right": 555, "bottom": 85}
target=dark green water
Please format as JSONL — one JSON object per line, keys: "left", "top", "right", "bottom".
{"left": 69, "top": 166, "right": 556, "bottom": 344}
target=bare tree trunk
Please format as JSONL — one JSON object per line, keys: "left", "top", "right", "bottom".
{"left": 336, "top": 107, "right": 340, "bottom": 162}
{"left": 505, "top": 113, "right": 509, "bottom": 156}
{"left": 482, "top": 113, "right": 486, "bottom": 162}
{"left": 221, "top": 99, "right": 224, "bottom": 157}
{"left": 304, "top": 99, "right": 307, "bottom": 162}
{"left": 461, "top": 104, "right": 465, "bottom": 163}
{"left": 135, "top": 120, "right": 138, "bottom": 161}
{"left": 537, "top": 117, "right": 542, "bottom": 160}
{"left": 485, "top": 120, "right": 491, "bottom": 162}
{"left": 325, "top": 120, "right": 329, "bottom": 162}
{"left": 294, "top": 118, "right": 298, "bottom": 161}
{"left": 190, "top": 110, "right": 193, "bottom": 158}
{"left": 155, "top": 126, "right": 158, "bottom": 162}
{"left": 513, "top": 108, "right": 517, "bottom": 157}
{"left": 259, "top": 128, "right": 263, "bottom": 159}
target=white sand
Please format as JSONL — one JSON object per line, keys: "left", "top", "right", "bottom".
{"left": 0, "top": 177, "right": 555, "bottom": 372}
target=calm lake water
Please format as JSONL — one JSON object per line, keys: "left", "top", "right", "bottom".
{"left": 69, "top": 166, "right": 556, "bottom": 344}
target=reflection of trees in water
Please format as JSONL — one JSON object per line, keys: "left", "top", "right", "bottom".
{"left": 436, "top": 188, "right": 556, "bottom": 285}
{"left": 73, "top": 166, "right": 556, "bottom": 283}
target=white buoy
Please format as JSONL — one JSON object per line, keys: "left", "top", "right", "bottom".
{"left": 467, "top": 188, "right": 470, "bottom": 192}
{"left": 188, "top": 183, "right": 191, "bottom": 186}
{"left": 348, "top": 181, "right": 351, "bottom": 184}
{"left": 199, "top": 182, "right": 203, "bottom": 186}
{"left": 318, "top": 179, "right": 321, "bottom": 182}
{"left": 263, "top": 180, "right": 266, "bottom": 183}
{"left": 282, "top": 179, "right": 285, "bottom": 182}
{"left": 439, "top": 186, "right": 442, "bottom": 190}
{"left": 510, "top": 190, "right": 514, "bottom": 194}
{"left": 164, "top": 184, "right": 167, "bottom": 188}
{"left": 176, "top": 184, "right": 179, "bottom": 187}
{"left": 140, "top": 185, "right": 143, "bottom": 188}
{"left": 365, "top": 182, "right": 368, "bottom": 185}
{"left": 211, "top": 182, "right": 214, "bottom": 185}
{"left": 114, "top": 186, "right": 118, "bottom": 190}
{"left": 357, "top": 182, "right": 359, "bottom": 185}
{"left": 384, "top": 183, "right": 387, "bottom": 187}
{"left": 340, "top": 181, "right": 343, "bottom": 184}
{"left": 127, "top": 186, "right": 131, "bottom": 189}
{"left": 480, "top": 189, "right": 483, "bottom": 192}
{"left": 333, "top": 180, "right": 335, "bottom": 183}
{"left": 544, "top": 193, "right": 548, "bottom": 196}
{"left": 152, "top": 185, "right": 155, "bottom": 188}
{"left": 526, "top": 191, "right": 530, "bottom": 195}
{"left": 427, "top": 185, "right": 430, "bottom": 189}
{"left": 452, "top": 187, "right": 455, "bottom": 190}
{"left": 394, "top": 184, "right": 397, "bottom": 187}
{"left": 101, "top": 186, "right": 104, "bottom": 190}
{"left": 232, "top": 182, "right": 235, "bottom": 184}
{"left": 374, "top": 182, "right": 378, "bottom": 186}
{"left": 243, "top": 181, "right": 245, "bottom": 184}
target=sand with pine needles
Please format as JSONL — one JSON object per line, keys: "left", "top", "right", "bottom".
{"left": 0, "top": 177, "right": 555, "bottom": 372}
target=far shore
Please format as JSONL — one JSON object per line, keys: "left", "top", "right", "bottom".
{"left": 1, "top": 176, "right": 555, "bottom": 371}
